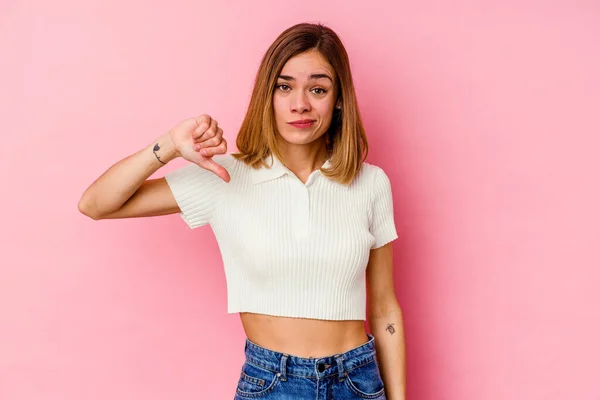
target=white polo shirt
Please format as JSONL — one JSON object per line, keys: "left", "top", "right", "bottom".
{"left": 164, "top": 153, "right": 398, "bottom": 320}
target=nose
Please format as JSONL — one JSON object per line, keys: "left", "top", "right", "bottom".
{"left": 291, "top": 90, "right": 311, "bottom": 113}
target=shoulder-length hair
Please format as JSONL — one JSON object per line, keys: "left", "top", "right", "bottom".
{"left": 231, "top": 22, "right": 369, "bottom": 185}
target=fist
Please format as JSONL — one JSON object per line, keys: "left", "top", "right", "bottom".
{"left": 169, "top": 114, "right": 230, "bottom": 182}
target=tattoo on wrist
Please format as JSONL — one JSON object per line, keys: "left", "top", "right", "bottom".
{"left": 153, "top": 143, "right": 166, "bottom": 164}
{"left": 386, "top": 323, "right": 396, "bottom": 335}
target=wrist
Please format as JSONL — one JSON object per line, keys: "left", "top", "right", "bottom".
{"left": 151, "top": 132, "right": 178, "bottom": 164}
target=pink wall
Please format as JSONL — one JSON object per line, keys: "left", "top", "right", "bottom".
{"left": 1, "top": 1, "right": 599, "bottom": 399}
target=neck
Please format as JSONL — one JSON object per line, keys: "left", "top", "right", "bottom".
{"left": 275, "top": 136, "right": 329, "bottom": 177}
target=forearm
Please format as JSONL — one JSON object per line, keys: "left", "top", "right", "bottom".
{"left": 78, "top": 132, "right": 177, "bottom": 218}
{"left": 369, "top": 306, "right": 406, "bottom": 400}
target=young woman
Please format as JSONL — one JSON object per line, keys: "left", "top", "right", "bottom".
{"left": 79, "top": 23, "right": 405, "bottom": 400}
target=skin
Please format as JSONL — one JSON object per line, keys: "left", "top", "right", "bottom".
{"left": 238, "top": 50, "right": 368, "bottom": 358}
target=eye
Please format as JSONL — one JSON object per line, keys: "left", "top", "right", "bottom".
{"left": 276, "top": 84, "right": 291, "bottom": 91}
{"left": 311, "top": 88, "right": 327, "bottom": 95}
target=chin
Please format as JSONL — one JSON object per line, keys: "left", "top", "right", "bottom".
{"left": 277, "top": 126, "right": 328, "bottom": 145}
{"left": 278, "top": 131, "right": 320, "bottom": 145}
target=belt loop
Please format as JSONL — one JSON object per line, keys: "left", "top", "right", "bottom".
{"left": 279, "top": 354, "right": 289, "bottom": 381}
{"left": 335, "top": 355, "right": 346, "bottom": 382}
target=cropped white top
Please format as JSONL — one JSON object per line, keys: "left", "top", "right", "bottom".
{"left": 164, "top": 153, "right": 398, "bottom": 320}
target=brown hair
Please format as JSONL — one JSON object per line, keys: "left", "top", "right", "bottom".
{"left": 231, "top": 22, "right": 369, "bottom": 185}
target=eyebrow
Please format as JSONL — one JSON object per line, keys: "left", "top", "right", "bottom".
{"left": 277, "top": 74, "right": 333, "bottom": 83}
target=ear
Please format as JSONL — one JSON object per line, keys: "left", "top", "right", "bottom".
{"left": 335, "top": 98, "right": 342, "bottom": 109}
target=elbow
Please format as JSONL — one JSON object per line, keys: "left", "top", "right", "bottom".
{"left": 78, "top": 196, "right": 101, "bottom": 220}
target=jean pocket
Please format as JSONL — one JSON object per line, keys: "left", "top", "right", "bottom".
{"left": 344, "top": 358, "right": 386, "bottom": 399}
{"left": 236, "top": 361, "right": 281, "bottom": 398}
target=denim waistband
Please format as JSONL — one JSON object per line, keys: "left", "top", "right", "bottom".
{"left": 243, "top": 333, "right": 378, "bottom": 381}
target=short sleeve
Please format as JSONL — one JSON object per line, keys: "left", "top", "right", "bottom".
{"left": 369, "top": 168, "right": 399, "bottom": 249}
{"left": 163, "top": 156, "right": 228, "bottom": 229}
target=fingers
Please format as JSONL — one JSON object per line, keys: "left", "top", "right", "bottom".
{"left": 195, "top": 127, "right": 222, "bottom": 148}
{"left": 193, "top": 114, "right": 217, "bottom": 140}
{"left": 189, "top": 115, "right": 227, "bottom": 160}
{"left": 198, "top": 137, "right": 227, "bottom": 157}
{"left": 194, "top": 127, "right": 224, "bottom": 155}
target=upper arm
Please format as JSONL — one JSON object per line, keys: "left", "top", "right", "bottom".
{"left": 369, "top": 168, "right": 399, "bottom": 249}
{"left": 97, "top": 178, "right": 181, "bottom": 220}
{"left": 366, "top": 242, "right": 400, "bottom": 317}
{"left": 366, "top": 168, "right": 400, "bottom": 316}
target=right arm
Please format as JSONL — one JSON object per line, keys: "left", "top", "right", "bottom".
{"left": 78, "top": 115, "right": 228, "bottom": 220}
{"left": 77, "top": 132, "right": 179, "bottom": 220}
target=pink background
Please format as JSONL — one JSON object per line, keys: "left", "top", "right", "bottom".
{"left": 1, "top": 1, "right": 599, "bottom": 399}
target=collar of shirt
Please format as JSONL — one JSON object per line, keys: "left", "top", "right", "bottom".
{"left": 250, "top": 153, "right": 349, "bottom": 191}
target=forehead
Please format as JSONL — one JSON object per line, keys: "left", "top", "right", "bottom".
{"left": 280, "top": 51, "right": 335, "bottom": 80}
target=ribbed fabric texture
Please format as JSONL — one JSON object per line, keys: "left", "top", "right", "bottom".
{"left": 164, "top": 153, "right": 398, "bottom": 321}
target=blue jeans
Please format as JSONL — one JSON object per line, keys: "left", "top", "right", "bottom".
{"left": 235, "top": 333, "right": 387, "bottom": 399}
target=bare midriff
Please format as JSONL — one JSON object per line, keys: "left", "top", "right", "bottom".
{"left": 239, "top": 312, "right": 369, "bottom": 358}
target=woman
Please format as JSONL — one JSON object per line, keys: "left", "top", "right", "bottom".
{"left": 79, "top": 23, "right": 405, "bottom": 400}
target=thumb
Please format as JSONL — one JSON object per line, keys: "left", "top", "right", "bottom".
{"left": 196, "top": 157, "right": 231, "bottom": 183}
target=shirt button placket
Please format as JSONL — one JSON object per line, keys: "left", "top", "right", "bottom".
{"left": 289, "top": 182, "right": 306, "bottom": 240}
{"left": 298, "top": 186, "right": 310, "bottom": 238}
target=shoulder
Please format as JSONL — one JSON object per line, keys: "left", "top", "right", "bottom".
{"left": 353, "top": 161, "right": 391, "bottom": 188}
{"left": 347, "top": 162, "right": 394, "bottom": 208}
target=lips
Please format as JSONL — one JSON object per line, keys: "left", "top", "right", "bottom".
{"left": 288, "top": 119, "right": 315, "bottom": 128}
